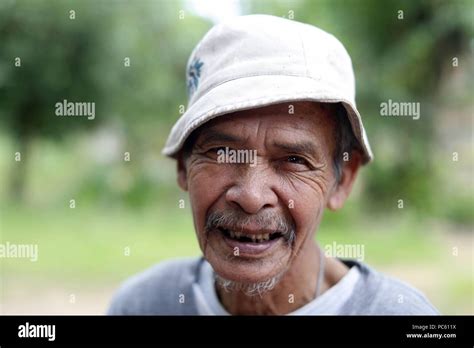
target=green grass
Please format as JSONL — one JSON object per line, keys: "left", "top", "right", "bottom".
{"left": 0, "top": 204, "right": 200, "bottom": 281}
{"left": 319, "top": 210, "right": 443, "bottom": 266}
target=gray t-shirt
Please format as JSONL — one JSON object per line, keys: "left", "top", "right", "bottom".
{"left": 107, "top": 257, "right": 439, "bottom": 315}
{"left": 192, "top": 258, "right": 362, "bottom": 315}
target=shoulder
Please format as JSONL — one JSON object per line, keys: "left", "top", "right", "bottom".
{"left": 341, "top": 260, "right": 439, "bottom": 315}
{"left": 107, "top": 257, "right": 202, "bottom": 315}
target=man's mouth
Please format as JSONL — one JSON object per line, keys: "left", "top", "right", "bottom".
{"left": 218, "top": 227, "right": 284, "bottom": 243}
{"left": 215, "top": 226, "right": 288, "bottom": 256}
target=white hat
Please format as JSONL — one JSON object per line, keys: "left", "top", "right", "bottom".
{"left": 162, "top": 14, "right": 373, "bottom": 164}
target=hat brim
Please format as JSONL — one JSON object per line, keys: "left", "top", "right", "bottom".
{"left": 162, "top": 74, "right": 373, "bottom": 164}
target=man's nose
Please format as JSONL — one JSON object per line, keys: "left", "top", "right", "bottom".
{"left": 225, "top": 167, "right": 278, "bottom": 214}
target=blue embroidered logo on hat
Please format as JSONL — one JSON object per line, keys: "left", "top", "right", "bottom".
{"left": 187, "top": 58, "right": 204, "bottom": 97}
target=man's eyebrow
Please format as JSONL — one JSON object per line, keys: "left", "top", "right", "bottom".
{"left": 272, "top": 141, "right": 319, "bottom": 156}
{"left": 197, "top": 129, "right": 244, "bottom": 144}
{"left": 197, "top": 130, "right": 319, "bottom": 156}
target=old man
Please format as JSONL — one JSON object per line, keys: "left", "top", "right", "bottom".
{"left": 108, "top": 15, "right": 438, "bottom": 315}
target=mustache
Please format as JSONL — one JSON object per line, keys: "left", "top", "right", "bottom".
{"left": 205, "top": 209, "right": 296, "bottom": 243}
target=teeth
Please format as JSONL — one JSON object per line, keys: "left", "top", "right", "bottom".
{"left": 224, "top": 229, "right": 275, "bottom": 242}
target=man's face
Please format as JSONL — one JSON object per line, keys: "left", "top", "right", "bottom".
{"left": 179, "top": 102, "right": 341, "bottom": 285}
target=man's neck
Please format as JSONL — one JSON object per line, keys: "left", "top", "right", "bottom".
{"left": 216, "top": 242, "right": 342, "bottom": 315}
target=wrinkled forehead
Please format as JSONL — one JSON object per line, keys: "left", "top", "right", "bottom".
{"left": 198, "top": 101, "right": 336, "bottom": 136}
{"left": 190, "top": 102, "right": 339, "bottom": 154}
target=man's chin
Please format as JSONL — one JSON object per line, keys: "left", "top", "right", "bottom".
{"left": 214, "top": 269, "right": 286, "bottom": 296}
{"left": 203, "top": 228, "right": 292, "bottom": 284}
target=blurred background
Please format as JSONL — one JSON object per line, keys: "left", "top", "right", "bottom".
{"left": 0, "top": 0, "right": 472, "bottom": 314}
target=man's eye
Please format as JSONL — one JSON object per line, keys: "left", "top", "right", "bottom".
{"left": 280, "top": 155, "right": 314, "bottom": 171}
{"left": 287, "top": 155, "right": 307, "bottom": 165}
{"left": 205, "top": 146, "right": 228, "bottom": 158}
{"left": 208, "top": 146, "right": 226, "bottom": 154}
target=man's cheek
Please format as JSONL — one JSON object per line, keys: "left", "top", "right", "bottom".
{"left": 188, "top": 161, "right": 225, "bottom": 181}
{"left": 190, "top": 203, "right": 208, "bottom": 252}
{"left": 291, "top": 198, "right": 324, "bottom": 236}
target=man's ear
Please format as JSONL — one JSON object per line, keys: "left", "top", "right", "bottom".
{"left": 327, "top": 151, "right": 362, "bottom": 211}
{"left": 177, "top": 154, "right": 188, "bottom": 191}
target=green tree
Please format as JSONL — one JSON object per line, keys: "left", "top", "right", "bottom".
{"left": 248, "top": 0, "right": 473, "bottom": 214}
{"left": 0, "top": 1, "right": 122, "bottom": 199}
{"left": 0, "top": 0, "right": 211, "bottom": 201}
